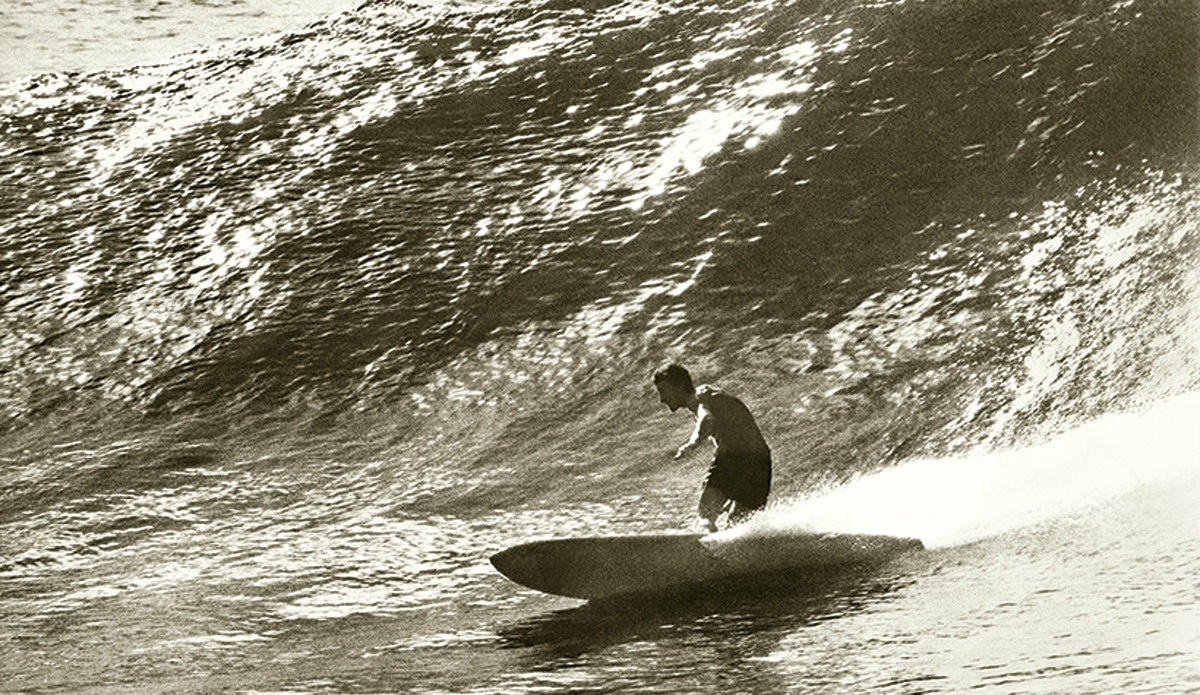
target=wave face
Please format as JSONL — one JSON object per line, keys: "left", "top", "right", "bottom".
{"left": 1, "top": 0, "right": 1196, "bottom": 530}
{"left": 0, "top": 0, "right": 1197, "bottom": 690}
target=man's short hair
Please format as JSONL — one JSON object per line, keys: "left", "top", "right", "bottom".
{"left": 653, "top": 364, "right": 694, "bottom": 392}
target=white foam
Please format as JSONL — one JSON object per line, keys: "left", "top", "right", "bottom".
{"left": 743, "top": 392, "right": 1200, "bottom": 549}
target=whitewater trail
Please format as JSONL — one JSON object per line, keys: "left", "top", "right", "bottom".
{"left": 713, "top": 391, "right": 1200, "bottom": 550}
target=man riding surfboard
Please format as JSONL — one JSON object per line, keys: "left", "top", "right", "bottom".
{"left": 653, "top": 364, "right": 771, "bottom": 533}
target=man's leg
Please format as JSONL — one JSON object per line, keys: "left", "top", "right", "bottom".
{"left": 698, "top": 484, "right": 730, "bottom": 533}
{"left": 727, "top": 500, "right": 758, "bottom": 525}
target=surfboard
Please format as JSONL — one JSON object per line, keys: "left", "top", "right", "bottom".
{"left": 490, "top": 531, "right": 924, "bottom": 600}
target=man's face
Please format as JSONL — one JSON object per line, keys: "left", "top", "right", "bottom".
{"left": 655, "top": 381, "right": 688, "bottom": 412}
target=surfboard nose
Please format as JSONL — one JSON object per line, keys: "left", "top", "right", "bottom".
{"left": 490, "top": 543, "right": 556, "bottom": 592}
{"left": 489, "top": 546, "right": 523, "bottom": 580}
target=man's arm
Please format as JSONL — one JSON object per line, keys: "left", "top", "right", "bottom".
{"left": 675, "top": 405, "right": 713, "bottom": 459}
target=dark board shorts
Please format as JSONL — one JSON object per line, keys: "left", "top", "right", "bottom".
{"left": 704, "top": 449, "right": 771, "bottom": 510}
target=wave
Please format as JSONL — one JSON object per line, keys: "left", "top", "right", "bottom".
{"left": 0, "top": 0, "right": 1196, "bottom": 493}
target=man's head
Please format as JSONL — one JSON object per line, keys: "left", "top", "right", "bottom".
{"left": 653, "top": 364, "right": 695, "bottom": 412}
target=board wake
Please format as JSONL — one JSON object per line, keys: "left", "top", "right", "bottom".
{"left": 490, "top": 531, "right": 923, "bottom": 600}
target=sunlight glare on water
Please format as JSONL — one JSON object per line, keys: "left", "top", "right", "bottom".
{"left": 0, "top": 0, "right": 1196, "bottom": 692}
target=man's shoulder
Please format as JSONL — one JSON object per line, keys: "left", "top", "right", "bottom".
{"left": 696, "top": 384, "right": 739, "bottom": 404}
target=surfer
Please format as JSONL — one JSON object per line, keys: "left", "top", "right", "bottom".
{"left": 653, "top": 364, "right": 771, "bottom": 533}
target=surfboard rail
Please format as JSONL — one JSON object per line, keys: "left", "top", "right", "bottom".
{"left": 490, "top": 531, "right": 924, "bottom": 600}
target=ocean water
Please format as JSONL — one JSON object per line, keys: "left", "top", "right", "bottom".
{"left": 1, "top": 0, "right": 1198, "bottom": 693}
{"left": 0, "top": 0, "right": 363, "bottom": 84}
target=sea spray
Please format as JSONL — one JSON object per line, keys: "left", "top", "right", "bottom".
{"left": 727, "top": 391, "right": 1200, "bottom": 549}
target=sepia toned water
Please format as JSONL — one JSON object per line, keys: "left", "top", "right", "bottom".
{"left": 1, "top": 0, "right": 1197, "bottom": 692}
{"left": 0, "top": 0, "right": 363, "bottom": 84}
